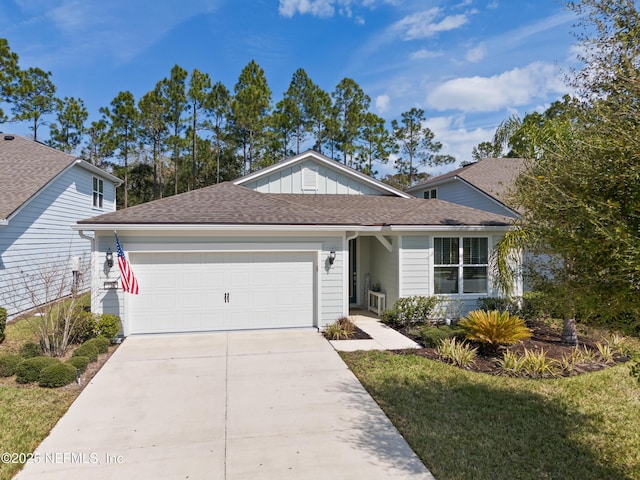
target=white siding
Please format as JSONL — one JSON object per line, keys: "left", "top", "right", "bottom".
{"left": 243, "top": 159, "right": 385, "bottom": 195}
{"left": 400, "top": 235, "right": 430, "bottom": 297}
{"left": 91, "top": 232, "right": 345, "bottom": 332}
{"left": 0, "top": 166, "right": 117, "bottom": 316}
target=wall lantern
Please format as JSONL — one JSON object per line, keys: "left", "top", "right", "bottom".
{"left": 106, "top": 249, "right": 114, "bottom": 269}
{"left": 328, "top": 250, "right": 336, "bottom": 266}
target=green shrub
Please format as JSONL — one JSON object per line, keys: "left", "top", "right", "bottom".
{"left": 418, "top": 325, "right": 461, "bottom": 348}
{"left": 458, "top": 310, "right": 532, "bottom": 354}
{"left": 381, "top": 308, "right": 399, "bottom": 327}
{"left": 96, "top": 314, "right": 121, "bottom": 339}
{"left": 72, "top": 343, "right": 99, "bottom": 363}
{"left": 392, "top": 296, "right": 439, "bottom": 327}
{"left": 498, "top": 350, "right": 527, "bottom": 376}
{"left": 15, "top": 356, "right": 61, "bottom": 384}
{"left": 476, "top": 297, "right": 519, "bottom": 314}
{"left": 0, "top": 354, "right": 22, "bottom": 377}
{"left": 83, "top": 336, "right": 110, "bottom": 354}
{"left": 324, "top": 316, "right": 356, "bottom": 340}
{"left": 0, "top": 306, "right": 6, "bottom": 344}
{"left": 39, "top": 363, "right": 77, "bottom": 387}
{"left": 70, "top": 310, "right": 98, "bottom": 343}
{"left": 436, "top": 338, "right": 477, "bottom": 368}
{"left": 19, "top": 342, "right": 43, "bottom": 359}
{"left": 66, "top": 355, "right": 90, "bottom": 374}
{"left": 518, "top": 291, "right": 559, "bottom": 320}
{"left": 520, "top": 349, "right": 558, "bottom": 378}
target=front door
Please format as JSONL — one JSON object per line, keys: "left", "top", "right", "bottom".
{"left": 349, "top": 239, "right": 357, "bottom": 304}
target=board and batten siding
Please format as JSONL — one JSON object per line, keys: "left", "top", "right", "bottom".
{"left": 243, "top": 159, "right": 384, "bottom": 195}
{"left": 0, "top": 166, "right": 116, "bottom": 316}
{"left": 92, "top": 233, "right": 345, "bottom": 330}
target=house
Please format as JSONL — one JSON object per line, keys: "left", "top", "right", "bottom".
{"left": 76, "top": 150, "right": 520, "bottom": 336}
{"left": 405, "top": 158, "right": 527, "bottom": 217}
{"left": 0, "top": 134, "right": 121, "bottom": 317}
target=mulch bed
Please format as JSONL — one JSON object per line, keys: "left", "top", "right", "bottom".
{"left": 393, "top": 319, "right": 629, "bottom": 377}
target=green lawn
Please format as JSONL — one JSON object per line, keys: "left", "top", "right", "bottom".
{"left": 342, "top": 350, "right": 640, "bottom": 480}
{"left": 0, "top": 314, "right": 79, "bottom": 480}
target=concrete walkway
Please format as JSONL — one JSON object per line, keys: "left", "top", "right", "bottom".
{"left": 330, "top": 311, "right": 422, "bottom": 352}
{"left": 16, "top": 330, "right": 434, "bottom": 480}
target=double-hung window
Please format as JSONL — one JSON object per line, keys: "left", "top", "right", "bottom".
{"left": 93, "top": 177, "right": 104, "bottom": 209}
{"left": 434, "top": 237, "right": 488, "bottom": 294}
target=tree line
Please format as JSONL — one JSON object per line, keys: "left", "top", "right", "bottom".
{"left": 0, "top": 40, "right": 454, "bottom": 207}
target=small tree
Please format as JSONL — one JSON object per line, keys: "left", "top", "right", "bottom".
{"left": 7, "top": 255, "right": 90, "bottom": 356}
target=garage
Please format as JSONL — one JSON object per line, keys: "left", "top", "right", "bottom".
{"left": 126, "top": 251, "right": 316, "bottom": 334}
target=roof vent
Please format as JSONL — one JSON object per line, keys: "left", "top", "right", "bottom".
{"left": 4, "top": 135, "right": 15, "bottom": 141}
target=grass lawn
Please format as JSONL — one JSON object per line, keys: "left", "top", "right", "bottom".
{"left": 342, "top": 350, "right": 640, "bottom": 480}
{"left": 0, "top": 311, "right": 85, "bottom": 480}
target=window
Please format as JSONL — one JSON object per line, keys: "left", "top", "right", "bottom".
{"left": 93, "top": 177, "right": 104, "bottom": 209}
{"left": 434, "top": 237, "right": 488, "bottom": 294}
{"left": 423, "top": 189, "right": 437, "bottom": 199}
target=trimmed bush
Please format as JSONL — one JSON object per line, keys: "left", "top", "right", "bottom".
{"left": 96, "top": 314, "right": 121, "bottom": 339}
{"left": 393, "top": 296, "right": 439, "bottom": 327}
{"left": 0, "top": 354, "right": 22, "bottom": 377}
{"left": 0, "top": 306, "right": 6, "bottom": 344}
{"left": 381, "top": 308, "right": 399, "bottom": 327}
{"left": 458, "top": 310, "right": 532, "bottom": 354}
{"left": 418, "top": 325, "right": 461, "bottom": 348}
{"left": 15, "top": 356, "right": 61, "bottom": 384}
{"left": 66, "top": 355, "right": 90, "bottom": 374}
{"left": 70, "top": 310, "right": 98, "bottom": 344}
{"left": 39, "top": 363, "right": 77, "bottom": 387}
{"left": 72, "top": 343, "right": 99, "bottom": 362}
{"left": 19, "top": 342, "right": 43, "bottom": 359}
{"left": 83, "top": 336, "right": 110, "bottom": 354}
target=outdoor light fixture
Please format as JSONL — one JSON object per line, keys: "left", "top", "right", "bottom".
{"left": 106, "top": 249, "right": 114, "bottom": 269}
{"left": 328, "top": 250, "right": 336, "bottom": 265}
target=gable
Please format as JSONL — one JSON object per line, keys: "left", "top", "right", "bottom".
{"left": 0, "top": 134, "right": 121, "bottom": 223}
{"left": 235, "top": 150, "right": 410, "bottom": 197}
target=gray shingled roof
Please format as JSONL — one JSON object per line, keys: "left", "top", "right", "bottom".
{"left": 406, "top": 158, "right": 527, "bottom": 205}
{"left": 0, "top": 134, "right": 78, "bottom": 220}
{"left": 79, "top": 182, "right": 513, "bottom": 227}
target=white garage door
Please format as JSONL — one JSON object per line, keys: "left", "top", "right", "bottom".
{"left": 127, "top": 251, "right": 315, "bottom": 334}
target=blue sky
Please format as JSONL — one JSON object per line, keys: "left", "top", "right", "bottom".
{"left": 0, "top": 0, "right": 579, "bottom": 175}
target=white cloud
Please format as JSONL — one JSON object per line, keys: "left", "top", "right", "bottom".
{"left": 278, "top": 0, "right": 398, "bottom": 19}
{"left": 279, "top": 0, "right": 335, "bottom": 18}
{"left": 465, "top": 44, "right": 486, "bottom": 63}
{"left": 410, "top": 48, "right": 443, "bottom": 60}
{"left": 424, "top": 115, "right": 496, "bottom": 167}
{"left": 375, "top": 94, "right": 390, "bottom": 113}
{"left": 392, "top": 8, "right": 470, "bottom": 40}
{"left": 426, "top": 62, "right": 566, "bottom": 112}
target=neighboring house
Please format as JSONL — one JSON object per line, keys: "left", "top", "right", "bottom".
{"left": 0, "top": 134, "right": 121, "bottom": 317}
{"left": 405, "top": 158, "right": 527, "bottom": 217}
{"left": 76, "top": 150, "right": 520, "bottom": 336}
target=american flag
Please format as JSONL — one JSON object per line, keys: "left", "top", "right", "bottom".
{"left": 115, "top": 234, "right": 139, "bottom": 294}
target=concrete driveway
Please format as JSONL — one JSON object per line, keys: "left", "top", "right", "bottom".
{"left": 16, "top": 330, "right": 434, "bottom": 480}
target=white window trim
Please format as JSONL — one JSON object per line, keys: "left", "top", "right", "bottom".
{"left": 93, "top": 177, "right": 104, "bottom": 209}
{"left": 301, "top": 166, "right": 319, "bottom": 191}
{"left": 433, "top": 236, "right": 489, "bottom": 295}
{"left": 423, "top": 188, "right": 437, "bottom": 199}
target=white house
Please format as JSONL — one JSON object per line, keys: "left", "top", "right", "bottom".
{"left": 76, "top": 150, "right": 520, "bottom": 336}
{"left": 0, "top": 134, "right": 121, "bottom": 317}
